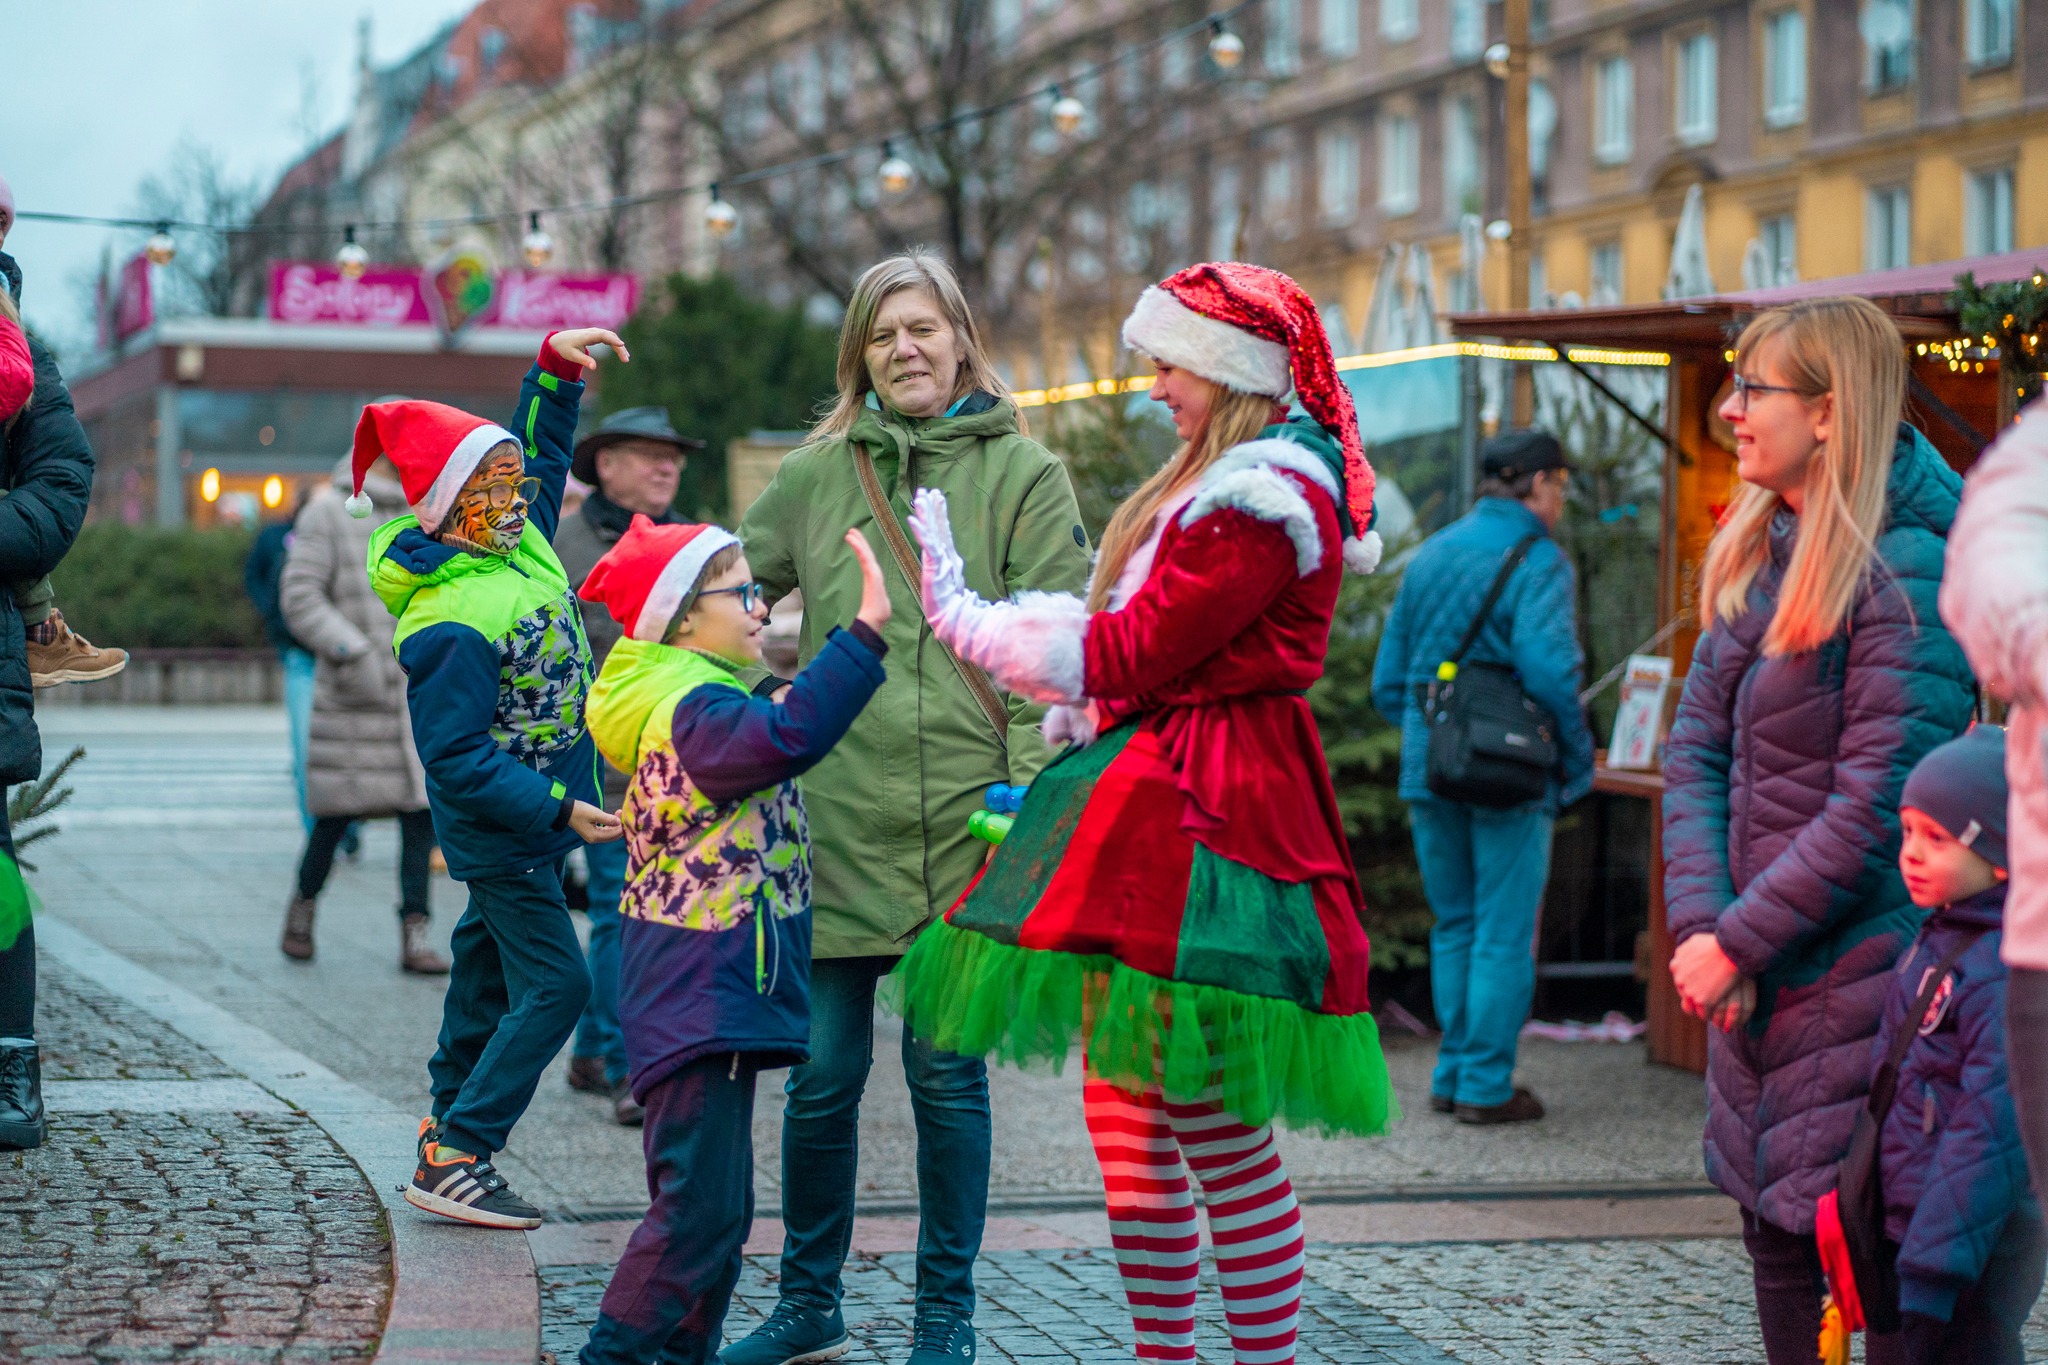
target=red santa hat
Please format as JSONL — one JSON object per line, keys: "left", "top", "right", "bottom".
{"left": 579, "top": 514, "right": 741, "bottom": 642}
{"left": 1122, "top": 262, "right": 1380, "bottom": 572}
{"left": 345, "top": 400, "right": 520, "bottom": 531}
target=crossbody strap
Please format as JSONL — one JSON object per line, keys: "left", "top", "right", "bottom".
{"left": 1448, "top": 533, "right": 1543, "bottom": 669}
{"left": 1868, "top": 930, "right": 1988, "bottom": 1120}
{"left": 849, "top": 444, "right": 1013, "bottom": 750}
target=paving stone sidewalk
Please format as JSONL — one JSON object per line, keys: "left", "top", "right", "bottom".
{"left": 2, "top": 961, "right": 391, "bottom": 1364}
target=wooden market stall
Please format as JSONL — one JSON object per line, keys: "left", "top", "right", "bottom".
{"left": 1446, "top": 247, "right": 2044, "bottom": 1070}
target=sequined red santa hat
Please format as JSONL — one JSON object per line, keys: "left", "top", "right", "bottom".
{"left": 345, "top": 400, "right": 519, "bottom": 530}
{"left": 579, "top": 514, "right": 741, "bottom": 642}
{"left": 1122, "top": 262, "right": 1380, "bottom": 572}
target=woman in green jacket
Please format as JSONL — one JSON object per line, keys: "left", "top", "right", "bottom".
{"left": 727, "top": 252, "right": 1091, "bottom": 1365}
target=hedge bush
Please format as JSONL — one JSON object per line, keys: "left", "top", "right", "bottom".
{"left": 46, "top": 523, "right": 267, "bottom": 649}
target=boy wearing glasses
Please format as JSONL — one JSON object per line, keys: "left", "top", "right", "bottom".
{"left": 572, "top": 514, "right": 890, "bottom": 1365}
{"left": 349, "top": 329, "right": 628, "bottom": 1228}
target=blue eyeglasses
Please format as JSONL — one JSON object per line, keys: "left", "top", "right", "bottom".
{"left": 698, "top": 581, "right": 766, "bottom": 612}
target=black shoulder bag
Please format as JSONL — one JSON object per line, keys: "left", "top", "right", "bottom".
{"left": 1831, "top": 929, "right": 1987, "bottom": 1335}
{"left": 1422, "top": 533, "right": 1558, "bottom": 808}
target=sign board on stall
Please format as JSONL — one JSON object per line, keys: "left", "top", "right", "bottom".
{"left": 1607, "top": 654, "right": 1675, "bottom": 771}
{"left": 267, "top": 262, "right": 639, "bottom": 332}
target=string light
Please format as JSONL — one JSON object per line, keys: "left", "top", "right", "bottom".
{"left": 704, "top": 185, "right": 739, "bottom": 237}
{"left": 262, "top": 476, "right": 285, "bottom": 509}
{"left": 200, "top": 468, "right": 221, "bottom": 502}
{"left": 1050, "top": 87, "right": 1085, "bottom": 136}
{"left": 521, "top": 211, "right": 554, "bottom": 268}
{"left": 335, "top": 224, "right": 369, "bottom": 279}
{"left": 1207, "top": 18, "right": 1243, "bottom": 68}
{"left": 878, "top": 142, "right": 916, "bottom": 195}
{"left": 144, "top": 222, "right": 176, "bottom": 266}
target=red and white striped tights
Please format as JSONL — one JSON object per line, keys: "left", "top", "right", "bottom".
{"left": 1082, "top": 1073, "right": 1305, "bottom": 1364}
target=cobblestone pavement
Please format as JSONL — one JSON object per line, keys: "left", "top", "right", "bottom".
{"left": 2, "top": 962, "right": 391, "bottom": 1363}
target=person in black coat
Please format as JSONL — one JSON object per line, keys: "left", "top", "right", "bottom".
{"left": 0, "top": 246, "right": 95, "bottom": 1152}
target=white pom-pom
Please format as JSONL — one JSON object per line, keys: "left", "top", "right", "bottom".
{"left": 344, "top": 491, "right": 375, "bottom": 519}
{"left": 1343, "top": 530, "right": 1383, "bottom": 575}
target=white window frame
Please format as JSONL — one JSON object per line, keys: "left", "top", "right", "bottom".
{"left": 1675, "top": 31, "right": 1718, "bottom": 146}
{"left": 1865, "top": 184, "right": 1912, "bottom": 270}
{"left": 1590, "top": 241, "right": 1623, "bottom": 305}
{"left": 1317, "top": 124, "right": 1360, "bottom": 225}
{"left": 1863, "top": 0, "right": 1916, "bottom": 91}
{"left": 1444, "top": 94, "right": 1480, "bottom": 217}
{"left": 1262, "top": 142, "right": 1297, "bottom": 238}
{"left": 1966, "top": 166, "right": 2015, "bottom": 256}
{"left": 1320, "top": 0, "right": 1358, "bottom": 57}
{"left": 1967, "top": 0, "right": 2015, "bottom": 67}
{"left": 1594, "top": 55, "right": 1634, "bottom": 164}
{"left": 1380, "top": 0, "right": 1418, "bottom": 42}
{"left": 1449, "top": 0, "right": 1485, "bottom": 61}
{"left": 1759, "top": 213, "right": 1797, "bottom": 285}
{"left": 1763, "top": 10, "right": 1807, "bottom": 128}
{"left": 1378, "top": 112, "right": 1419, "bottom": 218}
{"left": 1265, "top": 0, "right": 1300, "bottom": 76}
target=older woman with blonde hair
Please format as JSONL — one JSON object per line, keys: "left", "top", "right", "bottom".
{"left": 726, "top": 250, "right": 1091, "bottom": 1365}
{"left": 1661, "top": 295, "right": 1974, "bottom": 1362}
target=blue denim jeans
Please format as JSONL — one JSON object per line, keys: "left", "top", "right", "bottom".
{"left": 574, "top": 838, "right": 630, "bottom": 1087}
{"left": 777, "top": 955, "right": 990, "bottom": 1318}
{"left": 282, "top": 647, "right": 315, "bottom": 833}
{"left": 1408, "top": 795, "right": 1554, "bottom": 1109}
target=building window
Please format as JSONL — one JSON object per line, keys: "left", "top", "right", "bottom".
{"left": 1591, "top": 241, "right": 1623, "bottom": 305}
{"left": 1967, "top": 167, "right": 2015, "bottom": 256}
{"left": 1594, "top": 55, "right": 1633, "bottom": 164}
{"left": 1210, "top": 164, "right": 1243, "bottom": 261}
{"left": 1450, "top": 0, "right": 1485, "bottom": 61}
{"left": 1444, "top": 94, "right": 1480, "bottom": 217}
{"left": 1676, "top": 32, "right": 1718, "bottom": 145}
{"left": 1863, "top": 0, "right": 1915, "bottom": 91}
{"left": 1380, "top": 0, "right": 1418, "bottom": 42}
{"left": 1378, "top": 112, "right": 1419, "bottom": 217}
{"left": 1967, "top": 0, "right": 2015, "bottom": 67}
{"left": 1320, "top": 0, "right": 1358, "bottom": 56}
{"left": 1265, "top": 0, "right": 1299, "bottom": 76}
{"left": 1317, "top": 124, "right": 1360, "bottom": 225}
{"left": 1763, "top": 10, "right": 1807, "bottom": 128}
{"left": 1759, "top": 213, "right": 1797, "bottom": 284}
{"left": 1529, "top": 252, "right": 1549, "bottom": 308}
{"left": 1865, "top": 185, "right": 1911, "bottom": 270}
{"left": 1263, "top": 142, "right": 1297, "bottom": 237}
{"left": 1161, "top": 34, "right": 1192, "bottom": 88}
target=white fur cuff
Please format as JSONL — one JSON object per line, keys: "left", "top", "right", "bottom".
{"left": 1122, "top": 286, "right": 1291, "bottom": 397}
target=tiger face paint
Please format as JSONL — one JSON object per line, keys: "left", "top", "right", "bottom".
{"left": 438, "top": 444, "right": 536, "bottom": 557}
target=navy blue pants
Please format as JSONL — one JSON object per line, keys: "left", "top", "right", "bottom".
{"left": 428, "top": 858, "right": 590, "bottom": 1159}
{"left": 581, "top": 1054, "right": 759, "bottom": 1365}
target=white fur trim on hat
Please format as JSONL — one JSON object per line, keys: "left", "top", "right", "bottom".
{"left": 414, "top": 422, "right": 518, "bottom": 532}
{"left": 1122, "top": 286, "right": 1292, "bottom": 397}
{"left": 632, "top": 528, "right": 740, "bottom": 641}
{"left": 344, "top": 492, "right": 375, "bottom": 519}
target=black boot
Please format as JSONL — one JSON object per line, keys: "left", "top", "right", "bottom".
{"left": 0, "top": 1041, "right": 48, "bottom": 1150}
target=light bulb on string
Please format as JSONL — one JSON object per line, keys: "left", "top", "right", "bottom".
{"left": 1484, "top": 42, "right": 1513, "bottom": 79}
{"left": 879, "top": 142, "right": 917, "bottom": 196}
{"left": 335, "top": 224, "right": 369, "bottom": 279}
{"left": 144, "top": 222, "right": 176, "bottom": 267}
{"left": 1207, "top": 20, "right": 1243, "bottom": 69}
{"left": 521, "top": 211, "right": 555, "bottom": 268}
{"left": 1050, "top": 88, "right": 1086, "bottom": 136}
{"left": 704, "top": 185, "right": 739, "bottom": 238}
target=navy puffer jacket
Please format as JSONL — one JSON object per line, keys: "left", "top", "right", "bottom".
{"left": 1663, "top": 425, "right": 1974, "bottom": 1233}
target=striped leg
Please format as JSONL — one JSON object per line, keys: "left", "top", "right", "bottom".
{"left": 1166, "top": 1098, "right": 1304, "bottom": 1365}
{"left": 1084, "top": 1076, "right": 1201, "bottom": 1362}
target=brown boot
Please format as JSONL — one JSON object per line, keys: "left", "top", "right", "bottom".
{"left": 26, "top": 610, "right": 129, "bottom": 688}
{"left": 1455, "top": 1087, "right": 1546, "bottom": 1126}
{"left": 281, "top": 896, "right": 316, "bottom": 960}
{"left": 565, "top": 1055, "right": 609, "bottom": 1094}
{"left": 399, "top": 915, "right": 450, "bottom": 975}
{"left": 610, "top": 1081, "right": 645, "bottom": 1128}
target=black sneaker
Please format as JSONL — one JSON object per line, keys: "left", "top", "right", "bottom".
{"left": 404, "top": 1126, "right": 543, "bottom": 1229}
{"left": 908, "top": 1308, "right": 975, "bottom": 1365}
{"left": 0, "top": 1041, "right": 47, "bottom": 1150}
{"left": 718, "top": 1301, "right": 850, "bottom": 1365}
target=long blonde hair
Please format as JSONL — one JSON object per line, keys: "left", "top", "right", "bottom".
{"left": 811, "top": 250, "right": 1016, "bottom": 439}
{"left": 1087, "top": 381, "right": 1280, "bottom": 611}
{"left": 1700, "top": 296, "right": 1904, "bottom": 656}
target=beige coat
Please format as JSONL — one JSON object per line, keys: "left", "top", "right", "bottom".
{"left": 281, "top": 462, "right": 427, "bottom": 818}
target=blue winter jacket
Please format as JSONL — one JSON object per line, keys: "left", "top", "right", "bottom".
{"left": 1371, "top": 496, "right": 1595, "bottom": 808}
{"left": 1873, "top": 883, "right": 2042, "bottom": 1322}
{"left": 368, "top": 356, "right": 600, "bottom": 882}
{"left": 1663, "top": 424, "right": 1975, "bottom": 1233}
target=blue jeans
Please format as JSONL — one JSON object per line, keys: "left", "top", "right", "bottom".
{"left": 778, "top": 955, "right": 990, "bottom": 1318}
{"left": 282, "top": 647, "right": 315, "bottom": 832}
{"left": 574, "top": 838, "right": 630, "bottom": 1087}
{"left": 1408, "top": 795, "right": 1553, "bottom": 1109}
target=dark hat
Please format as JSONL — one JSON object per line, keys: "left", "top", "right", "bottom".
{"left": 1902, "top": 724, "right": 2010, "bottom": 871}
{"left": 572, "top": 406, "right": 705, "bottom": 486}
{"left": 1481, "top": 429, "right": 1569, "bottom": 482}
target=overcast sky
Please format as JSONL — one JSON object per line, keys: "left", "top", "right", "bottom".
{"left": 2, "top": 0, "right": 477, "bottom": 354}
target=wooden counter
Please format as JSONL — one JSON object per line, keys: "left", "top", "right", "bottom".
{"left": 1593, "top": 756, "right": 1708, "bottom": 1074}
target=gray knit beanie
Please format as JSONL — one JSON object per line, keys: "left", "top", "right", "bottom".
{"left": 1901, "top": 725, "right": 2009, "bottom": 870}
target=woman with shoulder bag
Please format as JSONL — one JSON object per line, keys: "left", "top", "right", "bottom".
{"left": 1661, "top": 296, "right": 1975, "bottom": 1363}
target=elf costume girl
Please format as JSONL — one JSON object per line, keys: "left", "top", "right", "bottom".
{"left": 890, "top": 262, "right": 1395, "bottom": 1364}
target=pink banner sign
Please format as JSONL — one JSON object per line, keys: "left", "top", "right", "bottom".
{"left": 267, "top": 262, "right": 638, "bottom": 331}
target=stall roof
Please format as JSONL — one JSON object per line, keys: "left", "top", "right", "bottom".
{"left": 1447, "top": 246, "right": 2048, "bottom": 352}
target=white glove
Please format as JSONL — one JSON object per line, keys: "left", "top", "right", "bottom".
{"left": 907, "top": 487, "right": 1089, "bottom": 705}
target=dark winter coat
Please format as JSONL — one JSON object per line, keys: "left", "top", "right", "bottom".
{"left": 1662, "top": 424, "right": 1975, "bottom": 1233}
{"left": 1873, "top": 884, "right": 2042, "bottom": 1321}
{"left": 0, "top": 284, "right": 94, "bottom": 786}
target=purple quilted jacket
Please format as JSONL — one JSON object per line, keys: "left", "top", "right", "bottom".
{"left": 1662, "top": 426, "right": 1975, "bottom": 1233}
